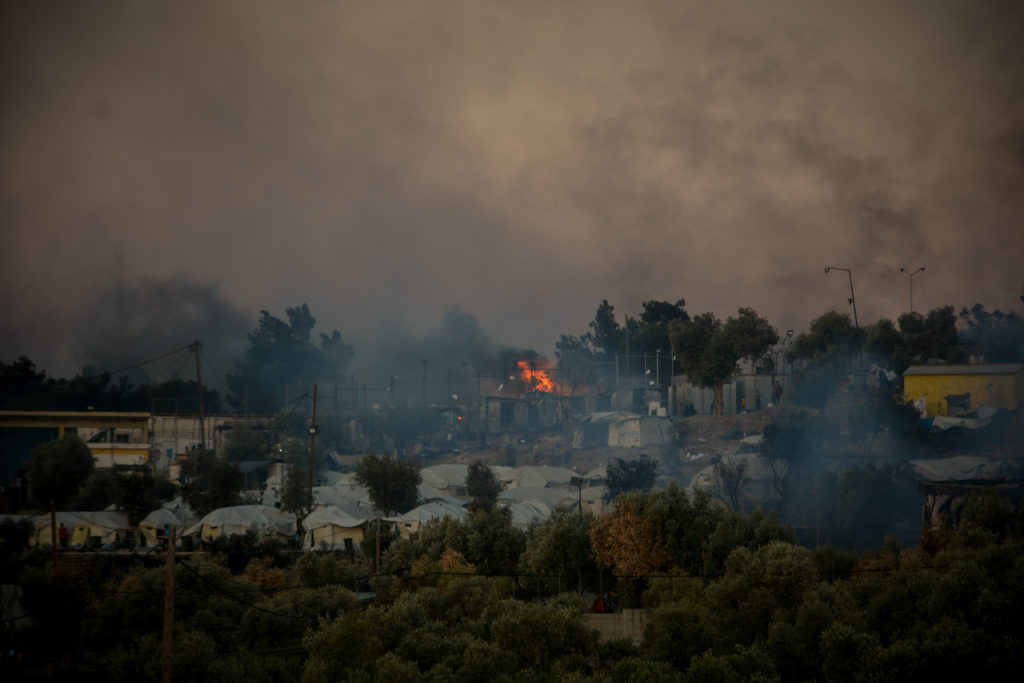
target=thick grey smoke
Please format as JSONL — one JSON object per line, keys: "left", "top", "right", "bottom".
{"left": 2, "top": 1, "right": 1022, "bottom": 378}
{"left": 76, "top": 277, "right": 251, "bottom": 389}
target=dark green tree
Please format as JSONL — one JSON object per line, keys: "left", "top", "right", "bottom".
{"left": 785, "top": 311, "right": 861, "bottom": 409}
{"left": 820, "top": 463, "right": 920, "bottom": 550}
{"left": 624, "top": 299, "right": 689, "bottom": 360}
{"left": 670, "top": 308, "right": 778, "bottom": 413}
{"left": 280, "top": 462, "right": 313, "bottom": 517}
{"left": 519, "top": 508, "right": 597, "bottom": 595}
{"left": 27, "top": 435, "right": 95, "bottom": 510}
{"left": 959, "top": 303, "right": 1024, "bottom": 362}
{"left": 554, "top": 334, "right": 600, "bottom": 394}
{"left": 466, "top": 460, "right": 501, "bottom": 510}
{"left": 587, "top": 299, "right": 626, "bottom": 360}
{"left": 898, "top": 305, "right": 965, "bottom": 364}
{"left": 27, "top": 435, "right": 95, "bottom": 555}
{"left": 226, "top": 304, "right": 353, "bottom": 414}
{"left": 623, "top": 484, "right": 723, "bottom": 576}
{"left": 114, "top": 470, "right": 177, "bottom": 526}
{"left": 787, "top": 311, "right": 863, "bottom": 362}
{"left": 69, "top": 470, "right": 120, "bottom": 511}
{"left": 605, "top": 454, "right": 659, "bottom": 501}
{"left": 865, "top": 318, "right": 904, "bottom": 371}
{"left": 355, "top": 454, "right": 421, "bottom": 515}
{"left": 180, "top": 451, "right": 242, "bottom": 516}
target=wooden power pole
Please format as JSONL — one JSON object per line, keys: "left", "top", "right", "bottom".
{"left": 191, "top": 340, "right": 206, "bottom": 452}
{"left": 161, "top": 526, "right": 176, "bottom": 683}
{"left": 308, "top": 384, "right": 318, "bottom": 513}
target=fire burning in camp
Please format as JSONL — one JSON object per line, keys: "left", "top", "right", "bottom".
{"left": 515, "top": 359, "right": 559, "bottom": 394}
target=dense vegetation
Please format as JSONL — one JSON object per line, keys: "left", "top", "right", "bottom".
{"left": 4, "top": 487, "right": 1022, "bottom": 681}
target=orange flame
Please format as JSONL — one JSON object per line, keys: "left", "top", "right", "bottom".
{"left": 517, "top": 360, "right": 558, "bottom": 393}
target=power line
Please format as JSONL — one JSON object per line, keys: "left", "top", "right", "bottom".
{"left": 82, "top": 343, "right": 195, "bottom": 380}
{"left": 198, "top": 347, "right": 234, "bottom": 397}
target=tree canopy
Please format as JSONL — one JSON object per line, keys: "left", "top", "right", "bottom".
{"left": 960, "top": 303, "right": 1024, "bottom": 362}
{"left": 226, "top": 304, "right": 353, "bottom": 414}
{"left": 180, "top": 451, "right": 242, "bottom": 516}
{"left": 355, "top": 454, "right": 421, "bottom": 515}
{"left": 27, "top": 435, "right": 95, "bottom": 509}
{"left": 605, "top": 454, "right": 659, "bottom": 501}
{"left": 670, "top": 308, "right": 778, "bottom": 412}
{"left": 466, "top": 460, "right": 501, "bottom": 509}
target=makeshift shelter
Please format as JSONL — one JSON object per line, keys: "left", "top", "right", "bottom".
{"left": 184, "top": 505, "right": 296, "bottom": 543}
{"left": 508, "top": 465, "right": 577, "bottom": 489}
{"left": 420, "top": 464, "right": 469, "bottom": 498}
{"left": 911, "top": 456, "right": 1024, "bottom": 537}
{"left": 69, "top": 510, "right": 132, "bottom": 548}
{"left": 139, "top": 506, "right": 194, "bottom": 547}
{"left": 418, "top": 483, "right": 465, "bottom": 507}
{"left": 29, "top": 511, "right": 93, "bottom": 547}
{"left": 313, "top": 484, "right": 373, "bottom": 513}
{"left": 498, "top": 486, "right": 578, "bottom": 510}
{"left": 302, "top": 506, "right": 368, "bottom": 550}
{"left": 572, "top": 412, "right": 671, "bottom": 448}
{"left": 387, "top": 500, "right": 466, "bottom": 538}
{"left": 500, "top": 500, "right": 552, "bottom": 528}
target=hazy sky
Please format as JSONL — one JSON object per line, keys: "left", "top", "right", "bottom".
{"left": 2, "top": 0, "right": 1022, "bottom": 381}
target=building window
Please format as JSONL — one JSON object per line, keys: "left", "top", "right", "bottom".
{"left": 946, "top": 393, "right": 971, "bottom": 414}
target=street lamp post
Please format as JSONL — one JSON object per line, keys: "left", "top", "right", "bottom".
{"left": 824, "top": 267, "right": 859, "bottom": 328}
{"left": 899, "top": 266, "right": 925, "bottom": 314}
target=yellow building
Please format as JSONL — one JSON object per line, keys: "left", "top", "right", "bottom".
{"left": 902, "top": 363, "right": 1024, "bottom": 432}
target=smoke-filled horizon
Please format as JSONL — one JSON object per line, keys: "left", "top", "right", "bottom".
{"left": 3, "top": 1, "right": 1022, "bottom": 380}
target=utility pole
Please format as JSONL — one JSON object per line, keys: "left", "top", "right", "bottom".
{"left": 190, "top": 340, "right": 206, "bottom": 452}
{"left": 161, "top": 526, "right": 176, "bottom": 683}
{"left": 824, "top": 267, "right": 859, "bottom": 329}
{"left": 900, "top": 266, "right": 925, "bottom": 313}
{"left": 308, "top": 384, "right": 318, "bottom": 514}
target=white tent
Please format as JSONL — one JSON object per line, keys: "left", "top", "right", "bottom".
{"left": 184, "top": 505, "right": 297, "bottom": 543}
{"left": 139, "top": 505, "right": 194, "bottom": 547}
{"left": 29, "top": 511, "right": 127, "bottom": 548}
{"left": 418, "top": 483, "right": 466, "bottom": 507}
{"left": 387, "top": 500, "right": 467, "bottom": 538}
{"left": 500, "top": 500, "right": 553, "bottom": 528}
{"left": 509, "top": 466, "right": 577, "bottom": 489}
{"left": 420, "top": 464, "right": 469, "bottom": 494}
{"left": 302, "top": 506, "right": 368, "bottom": 550}
{"left": 313, "top": 484, "right": 373, "bottom": 512}
{"left": 498, "top": 486, "right": 578, "bottom": 509}
{"left": 910, "top": 456, "right": 1024, "bottom": 482}
{"left": 69, "top": 510, "right": 132, "bottom": 547}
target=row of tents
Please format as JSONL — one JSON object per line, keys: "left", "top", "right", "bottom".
{"left": 8, "top": 464, "right": 613, "bottom": 552}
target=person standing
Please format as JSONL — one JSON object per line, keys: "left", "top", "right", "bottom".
{"left": 58, "top": 522, "right": 68, "bottom": 549}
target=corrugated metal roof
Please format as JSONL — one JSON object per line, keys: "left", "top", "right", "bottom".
{"left": 903, "top": 363, "right": 1024, "bottom": 376}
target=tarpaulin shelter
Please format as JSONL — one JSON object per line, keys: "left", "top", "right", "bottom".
{"left": 302, "top": 506, "right": 368, "bottom": 550}
{"left": 139, "top": 505, "right": 194, "bottom": 547}
{"left": 184, "top": 504, "right": 296, "bottom": 543}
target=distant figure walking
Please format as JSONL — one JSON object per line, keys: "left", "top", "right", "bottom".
{"left": 58, "top": 522, "right": 68, "bottom": 549}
